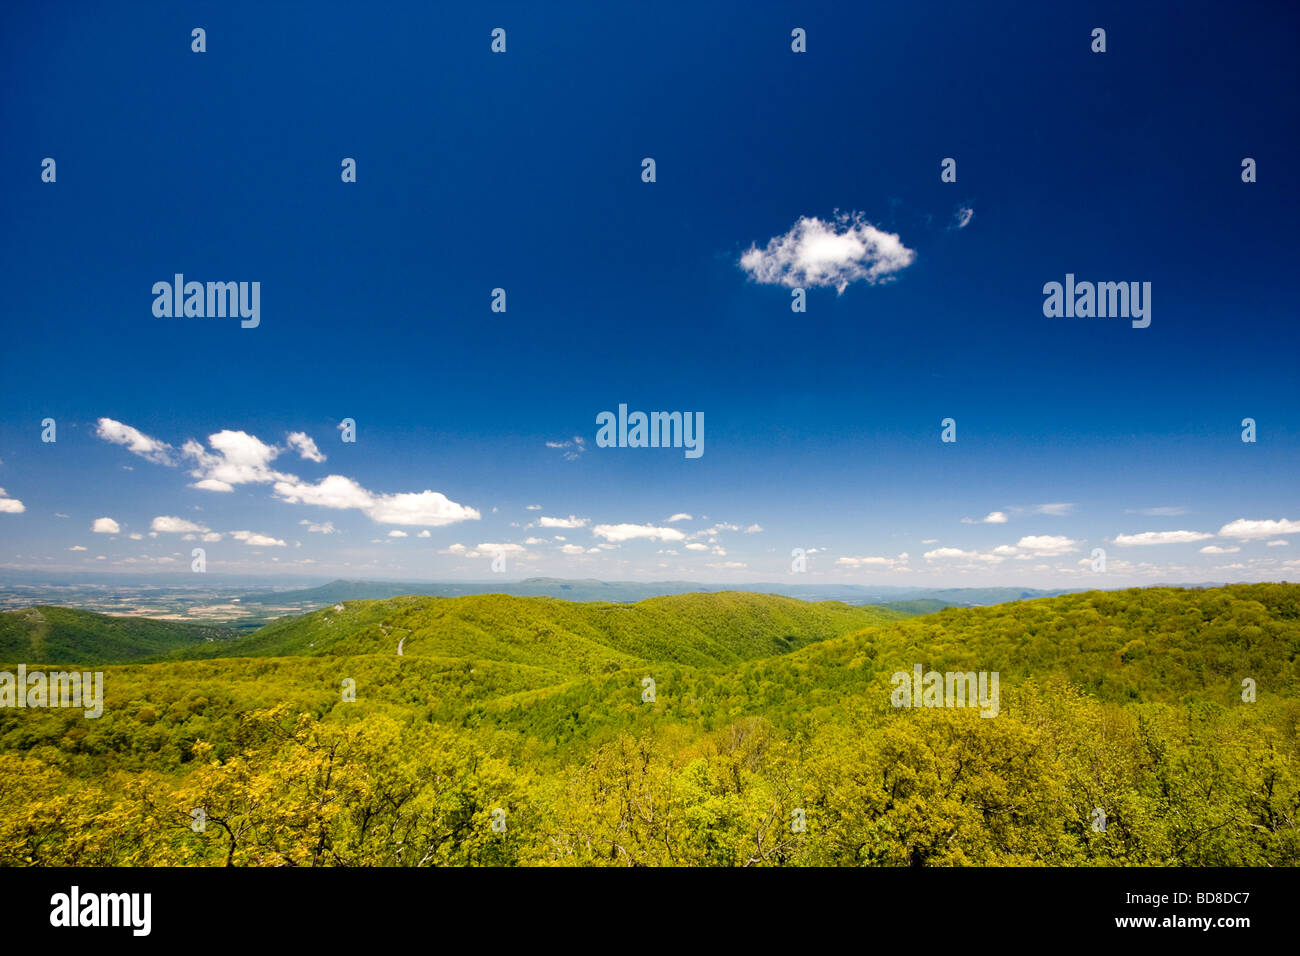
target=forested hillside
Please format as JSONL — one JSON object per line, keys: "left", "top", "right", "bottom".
{"left": 0, "top": 606, "right": 236, "bottom": 664}
{"left": 0, "top": 584, "right": 1296, "bottom": 867}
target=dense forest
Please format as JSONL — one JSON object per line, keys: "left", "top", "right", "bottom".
{"left": 0, "top": 584, "right": 1296, "bottom": 866}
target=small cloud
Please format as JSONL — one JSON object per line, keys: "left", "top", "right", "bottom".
{"left": 744, "top": 523, "right": 764, "bottom": 533}
{"left": 1114, "top": 530, "right": 1213, "bottom": 546}
{"left": 388, "top": 530, "right": 408, "bottom": 538}
{"left": 91, "top": 517, "right": 121, "bottom": 534}
{"left": 229, "top": 530, "right": 286, "bottom": 547}
{"left": 1266, "top": 540, "right": 1289, "bottom": 547}
{"left": 739, "top": 212, "right": 915, "bottom": 294}
{"left": 962, "top": 511, "right": 1007, "bottom": 525}
{"left": 538, "top": 515, "right": 589, "bottom": 529}
{"left": 952, "top": 206, "right": 974, "bottom": 230}
{"left": 418, "top": 530, "right": 431, "bottom": 538}
{"left": 95, "top": 418, "right": 175, "bottom": 466}
{"left": 299, "top": 520, "right": 337, "bottom": 534}
{"left": 1200, "top": 545, "right": 1240, "bottom": 554}
{"left": 1218, "top": 518, "right": 1300, "bottom": 540}
{"left": 151, "top": 515, "right": 210, "bottom": 533}
{"left": 592, "top": 523, "right": 686, "bottom": 544}
{"left": 666, "top": 513, "right": 693, "bottom": 523}
{"left": 546, "top": 436, "right": 587, "bottom": 460}
{"left": 525, "top": 504, "right": 542, "bottom": 511}
{"left": 0, "top": 488, "right": 26, "bottom": 514}
{"left": 69, "top": 545, "right": 87, "bottom": 552}
{"left": 286, "top": 431, "right": 326, "bottom": 463}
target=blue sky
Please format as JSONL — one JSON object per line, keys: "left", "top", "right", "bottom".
{"left": 1, "top": 1, "right": 1297, "bottom": 586}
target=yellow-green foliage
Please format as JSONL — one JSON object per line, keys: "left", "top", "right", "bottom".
{"left": 0, "top": 585, "right": 1297, "bottom": 866}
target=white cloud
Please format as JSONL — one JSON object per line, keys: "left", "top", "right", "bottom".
{"left": 666, "top": 513, "right": 693, "bottom": 523}
{"left": 525, "top": 504, "right": 542, "bottom": 511}
{"left": 1030, "top": 503, "right": 1075, "bottom": 516}
{"left": 151, "top": 515, "right": 210, "bottom": 534}
{"left": 953, "top": 207, "right": 974, "bottom": 229}
{"left": 201, "top": 532, "right": 222, "bottom": 543}
{"left": 592, "top": 523, "right": 686, "bottom": 543}
{"left": 744, "top": 523, "right": 764, "bottom": 533}
{"left": 1218, "top": 518, "right": 1300, "bottom": 540}
{"left": 184, "top": 430, "right": 287, "bottom": 490}
{"left": 95, "top": 418, "right": 175, "bottom": 465}
{"left": 559, "top": 544, "right": 586, "bottom": 555}
{"left": 440, "top": 542, "right": 527, "bottom": 558}
{"left": 91, "top": 517, "right": 120, "bottom": 534}
{"left": 128, "top": 532, "right": 144, "bottom": 540}
{"left": 68, "top": 545, "right": 87, "bottom": 552}
{"left": 685, "top": 542, "right": 709, "bottom": 552}
{"left": 924, "top": 547, "right": 973, "bottom": 560}
{"left": 546, "top": 436, "right": 587, "bottom": 460}
{"left": 191, "top": 479, "right": 234, "bottom": 493}
{"left": 388, "top": 530, "right": 408, "bottom": 538}
{"left": 963, "top": 511, "right": 1007, "bottom": 525}
{"left": 837, "top": 553, "right": 909, "bottom": 569}
{"left": 0, "top": 488, "right": 25, "bottom": 514}
{"left": 299, "top": 520, "right": 337, "bottom": 534}
{"left": 286, "top": 431, "right": 326, "bottom": 463}
{"left": 1200, "top": 545, "right": 1240, "bottom": 554}
{"left": 538, "top": 515, "right": 589, "bottom": 529}
{"left": 1013, "top": 535, "right": 1079, "bottom": 556}
{"left": 229, "top": 530, "right": 286, "bottom": 547}
{"left": 1266, "top": 540, "right": 1289, "bottom": 547}
{"left": 418, "top": 530, "right": 431, "bottom": 538}
{"left": 1113, "top": 530, "right": 1214, "bottom": 546}
{"left": 273, "top": 475, "right": 479, "bottom": 527}
{"left": 739, "top": 212, "right": 915, "bottom": 293}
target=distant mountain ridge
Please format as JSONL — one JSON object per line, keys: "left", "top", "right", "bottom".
{"left": 238, "top": 577, "right": 1080, "bottom": 607}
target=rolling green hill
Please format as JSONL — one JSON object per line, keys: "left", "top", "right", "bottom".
{"left": 1, "top": 584, "right": 1297, "bottom": 867}
{"left": 188, "top": 591, "right": 912, "bottom": 672}
{"left": 0, "top": 606, "right": 237, "bottom": 664}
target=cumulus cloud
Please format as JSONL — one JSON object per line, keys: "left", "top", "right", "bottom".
{"left": 538, "top": 515, "right": 589, "bottom": 529}
{"left": 1114, "top": 530, "right": 1214, "bottom": 546}
{"left": 1266, "top": 540, "right": 1289, "bottom": 547}
{"left": 91, "top": 517, "right": 120, "bottom": 534}
{"left": 274, "top": 475, "right": 479, "bottom": 527}
{"left": 440, "top": 542, "right": 527, "bottom": 559}
{"left": 95, "top": 418, "right": 176, "bottom": 466}
{"left": 299, "top": 520, "right": 337, "bottom": 534}
{"left": 388, "top": 530, "right": 407, "bottom": 538}
{"left": 666, "top": 513, "right": 693, "bottom": 523}
{"left": 1218, "top": 518, "right": 1300, "bottom": 540}
{"left": 229, "top": 530, "right": 286, "bottom": 547}
{"left": 286, "top": 431, "right": 326, "bottom": 463}
{"left": 0, "top": 488, "right": 25, "bottom": 514}
{"left": 739, "top": 212, "right": 915, "bottom": 293}
{"left": 184, "top": 430, "right": 287, "bottom": 490}
{"left": 69, "top": 545, "right": 87, "bottom": 551}
{"left": 1200, "top": 545, "right": 1240, "bottom": 554}
{"left": 151, "top": 515, "right": 210, "bottom": 533}
{"left": 744, "top": 524, "right": 763, "bottom": 533}
{"left": 962, "top": 511, "right": 1007, "bottom": 525}
{"left": 592, "top": 523, "right": 686, "bottom": 543}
